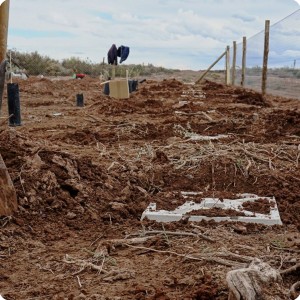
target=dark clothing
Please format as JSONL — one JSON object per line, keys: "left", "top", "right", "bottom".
{"left": 117, "top": 45, "right": 130, "bottom": 63}
{"left": 107, "top": 44, "right": 118, "bottom": 65}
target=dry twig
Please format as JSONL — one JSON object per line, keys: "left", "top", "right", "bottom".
{"left": 63, "top": 254, "right": 108, "bottom": 275}
{"left": 124, "top": 244, "right": 247, "bottom": 268}
{"left": 0, "top": 114, "right": 13, "bottom": 126}
{"left": 127, "top": 229, "right": 215, "bottom": 243}
{"left": 77, "top": 276, "right": 82, "bottom": 288}
{"left": 280, "top": 263, "right": 300, "bottom": 276}
{"left": 124, "top": 243, "right": 203, "bottom": 261}
{"left": 270, "top": 243, "right": 300, "bottom": 253}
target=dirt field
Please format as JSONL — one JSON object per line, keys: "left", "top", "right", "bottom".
{"left": 0, "top": 74, "right": 299, "bottom": 299}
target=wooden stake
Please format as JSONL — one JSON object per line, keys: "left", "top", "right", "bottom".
{"left": 225, "top": 45, "right": 230, "bottom": 85}
{"left": 195, "top": 50, "right": 226, "bottom": 84}
{"left": 262, "top": 20, "right": 270, "bottom": 96}
{"left": 112, "top": 65, "right": 116, "bottom": 80}
{"left": 241, "top": 36, "right": 247, "bottom": 87}
{"left": 231, "top": 41, "right": 237, "bottom": 85}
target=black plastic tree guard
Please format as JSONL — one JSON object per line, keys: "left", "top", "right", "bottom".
{"left": 76, "top": 93, "right": 84, "bottom": 107}
{"left": 7, "top": 83, "right": 21, "bottom": 126}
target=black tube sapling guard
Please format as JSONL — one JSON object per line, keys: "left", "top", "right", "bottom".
{"left": 76, "top": 93, "right": 84, "bottom": 107}
{"left": 7, "top": 82, "right": 21, "bottom": 126}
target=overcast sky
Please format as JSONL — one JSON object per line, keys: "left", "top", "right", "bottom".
{"left": 1, "top": 0, "right": 300, "bottom": 70}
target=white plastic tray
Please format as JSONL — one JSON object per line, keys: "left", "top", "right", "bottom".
{"left": 141, "top": 193, "right": 282, "bottom": 225}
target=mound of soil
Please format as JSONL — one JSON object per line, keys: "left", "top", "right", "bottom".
{"left": 234, "top": 89, "right": 271, "bottom": 107}
{"left": 0, "top": 76, "right": 299, "bottom": 299}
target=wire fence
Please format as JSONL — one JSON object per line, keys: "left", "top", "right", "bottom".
{"left": 5, "top": 9, "right": 300, "bottom": 100}
{"left": 235, "top": 9, "right": 300, "bottom": 99}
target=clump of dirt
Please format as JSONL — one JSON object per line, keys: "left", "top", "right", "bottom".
{"left": 189, "top": 273, "right": 220, "bottom": 299}
{"left": 242, "top": 198, "right": 274, "bottom": 214}
{"left": 188, "top": 208, "right": 245, "bottom": 217}
{"left": 265, "top": 109, "right": 300, "bottom": 137}
{"left": 202, "top": 80, "right": 224, "bottom": 91}
{"left": 234, "top": 89, "right": 271, "bottom": 107}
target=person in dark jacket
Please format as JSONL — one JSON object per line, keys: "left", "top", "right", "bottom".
{"left": 107, "top": 44, "right": 118, "bottom": 65}
{"left": 117, "top": 45, "right": 130, "bottom": 63}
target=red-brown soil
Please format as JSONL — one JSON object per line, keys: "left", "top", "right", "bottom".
{"left": 242, "top": 198, "right": 275, "bottom": 215}
{"left": 0, "top": 76, "right": 299, "bottom": 299}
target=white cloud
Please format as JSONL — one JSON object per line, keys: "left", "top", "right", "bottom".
{"left": 5, "top": 0, "right": 300, "bottom": 70}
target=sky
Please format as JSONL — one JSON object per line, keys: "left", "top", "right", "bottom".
{"left": 1, "top": 0, "right": 300, "bottom": 70}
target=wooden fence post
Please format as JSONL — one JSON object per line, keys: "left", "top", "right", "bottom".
{"left": 225, "top": 46, "right": 230, "bottom": 85}
{"left": 0, "top": 0, "right": 9, "bottom": 62}
{"left": 262, "top": 20, "right": 270, "bottom": 96}
{"left": 231, "top": 41, "right": 237, "bottom": 85}
{"left": 241, "top": 36, "right": 247, "bottom": 87}
{"left": 0, "top": 0, "right": 10, "bottom": 113}
{"left": 0, "top": 0, "right": 17, "bottom": 217}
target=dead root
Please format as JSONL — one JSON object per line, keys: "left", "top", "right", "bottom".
{"left": 126, "top": 228, "right": 215, "bottom": 243}
{"left": 280, "top": 262, "right": 300, "bottom": 276}
{"left": 63, "top": 254, "right": 135, "bottom": 282}
{"left": 63, "top": 254, "right": 108, "bottom": 275}
{"left": 290, "top": 281, "right": 300, "bottom": 299}
{"left": 226, "top": 258, "right": 282, "bottom": 300}
{"left": 280, "top": 263, "right": 300, "bottom": 299}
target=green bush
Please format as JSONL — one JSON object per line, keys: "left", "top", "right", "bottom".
{"left": 9, "top": 50, "right": 62, "bottom": 76}
{"left": 8, "top": 49, "right": 180, "bottom": 77}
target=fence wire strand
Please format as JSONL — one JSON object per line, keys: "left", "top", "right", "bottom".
{"left": 235, "top": 9, "right": 300, "bottom": 99}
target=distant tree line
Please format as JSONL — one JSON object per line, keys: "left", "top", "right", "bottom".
{"left": 8, "top": 49, "right": 299, "bottom": 79}
{"left": 243, "top": 65, "right": 300, "bottom": 79}
{"left": 7, "top": 49, "right": 180, "bottom": 78}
